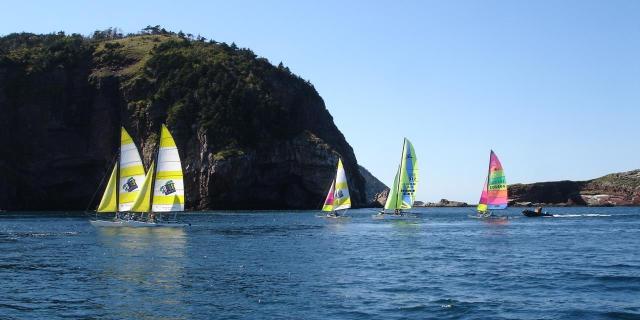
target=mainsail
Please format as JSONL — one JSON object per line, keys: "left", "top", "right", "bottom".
{"left": 322, "top": 159, "right": 351, "bottom": 212}
{"left": 477, "top": 150, "right": 508, "bottom": 213}
{"left": 152, "top": 125, "right": 185, "bottom": 212}
{"left": 119, "top": 128, "right": 146, "bottom": 211}
{"left": 384, "top": 138, "right": 418, "bottom": 211}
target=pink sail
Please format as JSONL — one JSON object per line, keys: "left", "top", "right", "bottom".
{"left": 477, "top": 151, "right": 508, "bottom": 212}
{"left": 322, "top": 181, "right": 335, "bottom": 211}
{"left": 477, "top": 177, "right": 489, "bottom": 212}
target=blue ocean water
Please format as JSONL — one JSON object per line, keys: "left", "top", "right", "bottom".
{"left": 0, "top": 207, "right": 639, "bottom": 319}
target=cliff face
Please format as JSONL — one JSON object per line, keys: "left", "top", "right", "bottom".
{"left": 0, "top": 31, "right": 372, "bottom": 210}
{"left": 358, "top": 165, "right": 388, "bottom": 207}
{"left": 509, "top": 170, "right": 640, "bottom": 206}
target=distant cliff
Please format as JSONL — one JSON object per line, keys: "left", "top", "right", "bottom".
{"left": 415, "top": 199, "right": 469, "bottom": 207}
{"left": 509, "top": 170, "right": 640, "bottom": 206}
{"left": 0, "top": 28, "right": 380, "bottom": 210}
{"left": 358, "top": 165, "right": 388, "bottom": 207}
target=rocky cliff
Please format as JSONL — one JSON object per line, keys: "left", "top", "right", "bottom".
{"left": 415, "top": 199, "right": 469, "bottom": 207}
{"left": 509, "top": 170, "right": 640, "bottom": 206}
{"left": 0, "top": 29, "right": 375, "bottom": 210}
{"left": 358, "top": 165, "right": 388, "bottom": 207}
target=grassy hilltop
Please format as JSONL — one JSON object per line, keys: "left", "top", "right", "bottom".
{"left": 0, "top": 27, "right": 384, "bottom": 210}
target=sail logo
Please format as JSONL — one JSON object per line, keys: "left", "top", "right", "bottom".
{"left": 401, "top": 185, "right": 415, "bottom": 194}
{"left": 122, "top": 177, "right": 138, "bottom": 192}
{"left": 336, "top": 190, "right": 344, "bottom": 198}
{"left": 160, "top": 180, "right": 177, "bottom": 195}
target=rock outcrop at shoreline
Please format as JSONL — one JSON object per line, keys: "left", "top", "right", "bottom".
{"left": 414, "top": 199, "right": 469, "bottom": 207}
{"left": 509, "top": 170, "right": 640, "bottom": 206}
{"left": 0, "top": 29, "right": 380, "bottom": 210}
{"left": 358, "top": 165, "right": 389, "bottom": 207}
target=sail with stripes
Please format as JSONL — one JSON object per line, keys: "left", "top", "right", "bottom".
{"left": 477, "top": 150, "right": 508, "bottom": 213}
{"left": 118, "top": 128, "right": 146, "bottom": 211}
{"left": 152, "top": 124, "right": 185, "bottom": 212}
{"left": 322, "top": 159, "right": 351, "bottom": 212}
{"left": 321, "top": 181, "right": 335, "bottom": 212}
{"left": 384, "top": 138, "right": 419, "bottom": 211}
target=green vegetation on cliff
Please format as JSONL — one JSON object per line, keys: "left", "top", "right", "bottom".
{"left": 0, "top": 27, "right": 368, "bottom": 210}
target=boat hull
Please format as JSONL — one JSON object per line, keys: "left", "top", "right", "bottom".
{"left": 468, "top": 215, "right": 509, "bottom": 220}
{"left": 90, "top": 219, "right": 189, "bottom": 228}
{"left": 316, "top": 209, "right": 349, "bottom": 219}
{"left": 372, "top": 213, "right": 419, "bottom": 220}
{"left": 316, "top": 214, "right": 350, "bottom": 220}
{"left": 522, "top": 210, "right": 553, "bottom": 217}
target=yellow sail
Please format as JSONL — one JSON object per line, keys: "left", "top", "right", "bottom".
{"left": 130, "top": 161, "right": 155, "bottom": 213}
{"left": 119, "top": 127, "right": 146, "bottom": 211}
{"left": 321, "top": 159, "right": 351, "bottom": 212}
{"left": 152, "top": 125, "right": 185, "bottom": 212}
{"left": 97, "top": 164, "right": 118, "bottom": 212}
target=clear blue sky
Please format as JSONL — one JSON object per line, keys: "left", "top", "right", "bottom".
{"left": 2, "top": 0, "right": 639, "bottom": 203}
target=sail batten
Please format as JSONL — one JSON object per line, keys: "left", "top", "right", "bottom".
{"left": 477, "top": 151, "right": 508, "bottom": 213}
{"left": 152, "top": 125, "right": 185, "bottom": 212}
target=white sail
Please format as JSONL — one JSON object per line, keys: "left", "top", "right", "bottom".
{"left": 119, "top": 128, "right": 146, "bottom": 212}
{"left": 152, "top": 125, "right": 185, "bottom": 212}
{"left": 332, "top": 159, "right": 351, "bottom": 210}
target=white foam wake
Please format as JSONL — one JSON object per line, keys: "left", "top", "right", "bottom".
{"left": 552, "top": 214, "right": 612, "bottom": 218}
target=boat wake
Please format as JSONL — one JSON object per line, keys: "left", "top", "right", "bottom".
{"left": 551, "top": 214, "right": 612, "bottom": 218}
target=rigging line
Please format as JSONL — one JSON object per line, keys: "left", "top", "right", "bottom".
{"left": 84, "top": 153, "right": 118, "bottom": 215}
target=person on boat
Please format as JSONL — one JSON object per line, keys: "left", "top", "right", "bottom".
{"left": 394, "top": 209, "right": 401, "bottom": 216}
{"left": 535, "top": 207, "right": 543, "bottom": 215}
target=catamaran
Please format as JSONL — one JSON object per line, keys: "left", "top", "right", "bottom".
{"left": 91, "top": 125, "right": 187, "bottom": 227}
{"left": 319, "top": 158, "right": 351, "bottom": 218}
{"left": 374, "top": 138, "right": 418, "bottom": 219}
{"left": 474, "top": 150, "right": 508, "bottom": 219}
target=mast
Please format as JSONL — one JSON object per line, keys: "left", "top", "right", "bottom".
{"left": 321, "top": 164, "right": 337, "bottom": 212}
{"left": 115, "top": 127, "right": 122, "bottom": 218}
{"left": 482, "top": 150, "right": 492, "bottom": 215}
{"left": 149, "top": 125, "right": 161, "bottom": 216}
{"left": 330, "top": 176, "right": 336, "bottom": 213}
{"left": 395, "top": 138, "right": 407, "bottom": 211}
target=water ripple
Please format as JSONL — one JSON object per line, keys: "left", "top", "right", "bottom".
{"left": 0, "top": 208, "right": 638, "bottom": 319}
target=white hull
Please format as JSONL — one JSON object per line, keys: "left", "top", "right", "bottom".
{"left": 372, "top": 213, "right": 419, "bottom": 220}
{"left": 316, "top": 214, "right": 350, "bottom": 220}
{"left": 90, "top": 219, "right": 188, "bottom": 228}
{"left": 316, "top": 209, "right": 349, "bottom": 220}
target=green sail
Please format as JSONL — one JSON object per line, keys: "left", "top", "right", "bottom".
{"left": 384, "top": 138, "right": 418, "bottom": 210}
{"left": 384, "top": 170, "right": 401, "bottom": 210}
